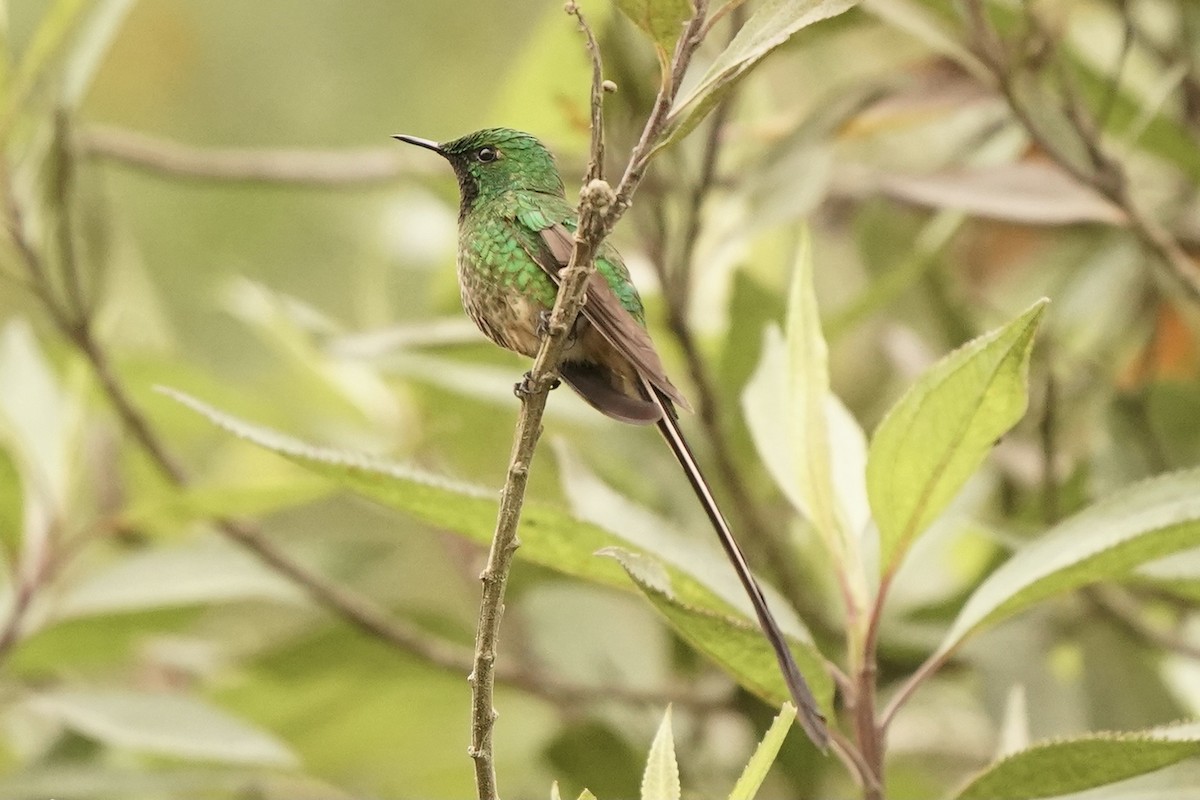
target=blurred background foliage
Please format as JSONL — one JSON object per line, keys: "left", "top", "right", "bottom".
{"left": 1, "top": 0, "right": 1200, "bottom": 798}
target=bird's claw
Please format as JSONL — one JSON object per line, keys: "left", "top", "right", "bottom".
{"left": 513, "top": 372, "right": 561, "bottom": 398}
{"left": 536, "top": 309, "right": 580, "bottom": 347}
{"left": 536, "top": 310, "right": 552, "bottom": 339}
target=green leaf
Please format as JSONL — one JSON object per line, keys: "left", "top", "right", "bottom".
{"left": 166, "top": 389, "right": 831, "bottom": 707}
{"left": 867, "top": 299, "right": 1047, "bottom": 576}
{"left": 604, "top": 548, "right": 833, "bottom": 716}
{"left": 0, "top": 320, "right": 79, "bottom": 568}
{"left": 553, "top": 442, "right": 816, "bottom": 645}
{"left": 54, "top": 535, "right": 307, "bottom": 619}
{"left": 953, "top": 723, "right": 1200, "bottom": 800}
{"left": 162, "top": 387, "right": 632, "bottom": 589}
{"left": 666, "top": 0, "right": 859, "bottom": 139}
{"left": 641, "top": 706, "right": 681, "bottom": 800}
{"left": 742, "top": 232, "right": 869, "bottom": 587}
{"left": 936, "top": 468, "right": 1200, "bottom": 659}
{"left": 578, "top": 790, "right": 599, "bottom": 800}
{"left": 120, "top": 478, "right": 335, "bottom": 531}
{"left": 616, "top": 0, "right": 692, "bottom": 52}
{"left": 727, "top": 704, "right": 796, "bottom": 800}
{"left": 26, "top": 689, "right": 299, "bottom": 767}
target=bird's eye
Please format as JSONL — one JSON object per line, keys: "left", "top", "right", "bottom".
{"left": 476, "top": 146, "right": 497, "bottom": 163}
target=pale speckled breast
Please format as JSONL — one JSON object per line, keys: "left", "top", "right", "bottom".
{"left": 456, "top": 251, "right": 546, "bottom": 357}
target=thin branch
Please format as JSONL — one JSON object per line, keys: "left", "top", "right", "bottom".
{"left": 469, "top": 6, "right": 710, "bottom": 797}
{"left": 77, "top": 125, "right": 432, "bottom": 187}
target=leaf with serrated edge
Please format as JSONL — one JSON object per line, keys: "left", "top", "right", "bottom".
{"left": 667, "top": 0, "right": 858, "bottom": 137}
{"left": 867, "top": 300, "right": 1047, "bottom": 577}
{"left": 936, "top": 468, "right": 1200, "bottom": 660}
{"left": 727, "top": 704, "right": 796, "bottom": 800}
{"left": 954, "top": 723, "right": 1200, "bottom": 800}
{"left": 641, "top": 706, "right": 680, "bottom": 800}
{"left": 604, "top": 548, "right": 833, "bottom": 715}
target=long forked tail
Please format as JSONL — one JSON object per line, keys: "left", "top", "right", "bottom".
{"left": 651, "top": 392, "right": 829, "bottom": 750}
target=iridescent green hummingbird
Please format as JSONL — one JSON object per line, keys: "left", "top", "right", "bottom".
{"left": 395, "top": 128, "right": 827, "bottom": 749}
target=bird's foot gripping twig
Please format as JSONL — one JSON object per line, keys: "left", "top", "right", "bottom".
{"left": 514, "top": 371, "right": 560, "bottom": 398}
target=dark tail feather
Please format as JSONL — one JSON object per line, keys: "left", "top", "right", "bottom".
{"left": 650, "top": 389, "right": 829, "bottom": 750}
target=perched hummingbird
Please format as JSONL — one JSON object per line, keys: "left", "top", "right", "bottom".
{"left": 395, "top": 128, "right": 828, "bottom": 749}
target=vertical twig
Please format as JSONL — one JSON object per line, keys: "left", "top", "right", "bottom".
{"left": 467, "top": 5, "right": 711, "bottom": 797}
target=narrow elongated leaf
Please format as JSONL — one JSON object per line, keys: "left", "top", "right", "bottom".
{"left": 641, "top": 706, "right": 681, "bottom": 800}
{"left": 162, "top": 387, "right": 632, "bottom": 588}
{"left": 617, "top": 0, "right": 692, "bottom": 52}
{"left": 667, "top": 0, "right": 858, "bottom": 137}
{"left": 727, "top": 704, "right": 796, "bottom": 800}
{"left": 783, "top": 231, "right": 867, "bottom": 569}
{"left": 954, "top": 722, "right": 1200, "bottom": 800}
{"left": 867, "top": 300, "right": 1047, "bottom": 576}
{"left": 54, "top": 536, "right": 306, "bottom": 619}
{"left": 604, "top": 549, "right": 833, "bottom": 716}
{"left": 554, "top": 442, "right": 816, "bottom": 647}
{"left": 27, "top": 689, "right": 298, "bottom": 767}
{"left": 166, "top": 390, "right": 828, "bottom": 705}
{"left": 741, "top": 233, "right": 869, "bottom": 596}
{"left": 936, "top": 469, "right": 1200, "bottom": 659}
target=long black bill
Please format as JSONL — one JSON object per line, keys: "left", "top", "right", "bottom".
{"left": 392, "top": 134, "right": 444, "bottom": 154}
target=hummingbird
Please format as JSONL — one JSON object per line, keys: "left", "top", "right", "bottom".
{"left": 395, "top": 127, "right": 828, "bottom": 749}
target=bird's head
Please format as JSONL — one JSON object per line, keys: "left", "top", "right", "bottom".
{"left": 394, "top": 128, "right": 565, "bottom": 212}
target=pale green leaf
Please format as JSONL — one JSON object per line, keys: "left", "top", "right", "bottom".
{"left": 59, "top": 0, "right": 136, "bottom": 108}
{"left": 867, "top": 299, "right": 1047, "bottom": 576}
{"left": 0, "top": 320, "right": 79, "bottom": 561}
{"left": 936, "top": 468, "right": 1200, "bottom": 659}
{"left": 727, "top": 704, "right": 796, "bottom": 800}
{"left": 953, "top": 722, "right": 1200, "bottom": 800}
{"left": 552, "top": 781, "right": 563, "bottom": 800}
{"left": 554, "top": 442, "right": 816, "bottom": 646}
{"left": 27, "top": 689, "right": 299, "bottom": 767}
{"left": 667, "top": 0, "right": 859, "bottom": 135}
{"left": 616, "top": 0, "right": 692, "bottom": 51}
{"left": 54, "top": 535, "right": 307, "bottom": 619}
{"left": 782, "top": 230, "right": 867, "bottom": 567}
{"left": 603, "top": 548, "right": 833, "bottom": 715}
{"left": 741, "top": 233, "right": 869, "bottom": 593}
{"left": 641, "top": 706, "right": 680, "bottom": 800}
{"left": 578, "top": 789, "right": 599, "bottom": 800}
